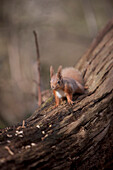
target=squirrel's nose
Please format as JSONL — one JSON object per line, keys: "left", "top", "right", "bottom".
{"left": 52, "top": 85, "right": 55, "bottom": 89}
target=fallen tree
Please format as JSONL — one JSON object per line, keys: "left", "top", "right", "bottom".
{"left": 0, "top": 18, "right": 113, "bottom": 170}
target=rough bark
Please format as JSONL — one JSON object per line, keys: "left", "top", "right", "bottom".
{"left": 0, "top": 19, "right": 113, "bottom": 170}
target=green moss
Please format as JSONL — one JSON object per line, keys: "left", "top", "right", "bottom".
{"left": 0, "top": 119, "right": 7, "bottom": 129}
{"left": 41, "top": 96, "right": 54, "bottom": 109}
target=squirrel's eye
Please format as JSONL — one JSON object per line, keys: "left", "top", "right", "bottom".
{"left": 57, "top": 80, "right": 60, "bottom": 84}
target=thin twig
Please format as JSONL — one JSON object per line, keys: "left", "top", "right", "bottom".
{"left": 33, "top": 30, "right": 42, "bottom": 106}
{"left": 5, "top": 146, "right": 14, "bottom": 156}
{"left": 22, "top": 120, "right": 25, "bottom": 128}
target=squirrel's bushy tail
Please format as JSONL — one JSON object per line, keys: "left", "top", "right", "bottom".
{"left": 62, "top": 67, "right": 84, "bottom": 86}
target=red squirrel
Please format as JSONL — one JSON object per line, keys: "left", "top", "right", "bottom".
{"left": 50, "top": 65, "right": 85, "bottom": 107}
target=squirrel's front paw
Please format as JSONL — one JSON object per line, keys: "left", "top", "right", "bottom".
{"left": 52, "top": 104, "right": 59, "bottom": 109}
{"left": 68, "top": 100, "right": 74, "bottom": 105}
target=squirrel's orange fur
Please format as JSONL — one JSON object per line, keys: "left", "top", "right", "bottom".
{"left": 50, "top": 65, "right": 85, "bottom": 107}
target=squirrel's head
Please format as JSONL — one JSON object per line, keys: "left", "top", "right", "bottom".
{"left": 50, "top": 65, "right": 63, "bottom": 90}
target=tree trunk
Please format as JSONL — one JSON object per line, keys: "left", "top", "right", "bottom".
{"left": 0, "top": 18, "right": 113, "bottom": 170}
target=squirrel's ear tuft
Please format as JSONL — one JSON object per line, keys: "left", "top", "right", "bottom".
{"left": 50, "top": 66, "right": 54, "bottom": 78}
{"left": 57, "top": 65, "right": 62, "bottom": 79}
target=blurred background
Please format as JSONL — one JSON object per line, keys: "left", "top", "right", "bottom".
{"left": 0, "top": 0, "right": 113, "bottom": 128}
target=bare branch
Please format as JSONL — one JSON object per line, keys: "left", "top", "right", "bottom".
{"left": 33, "top": 30, "right": 42, "bottom": 106}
